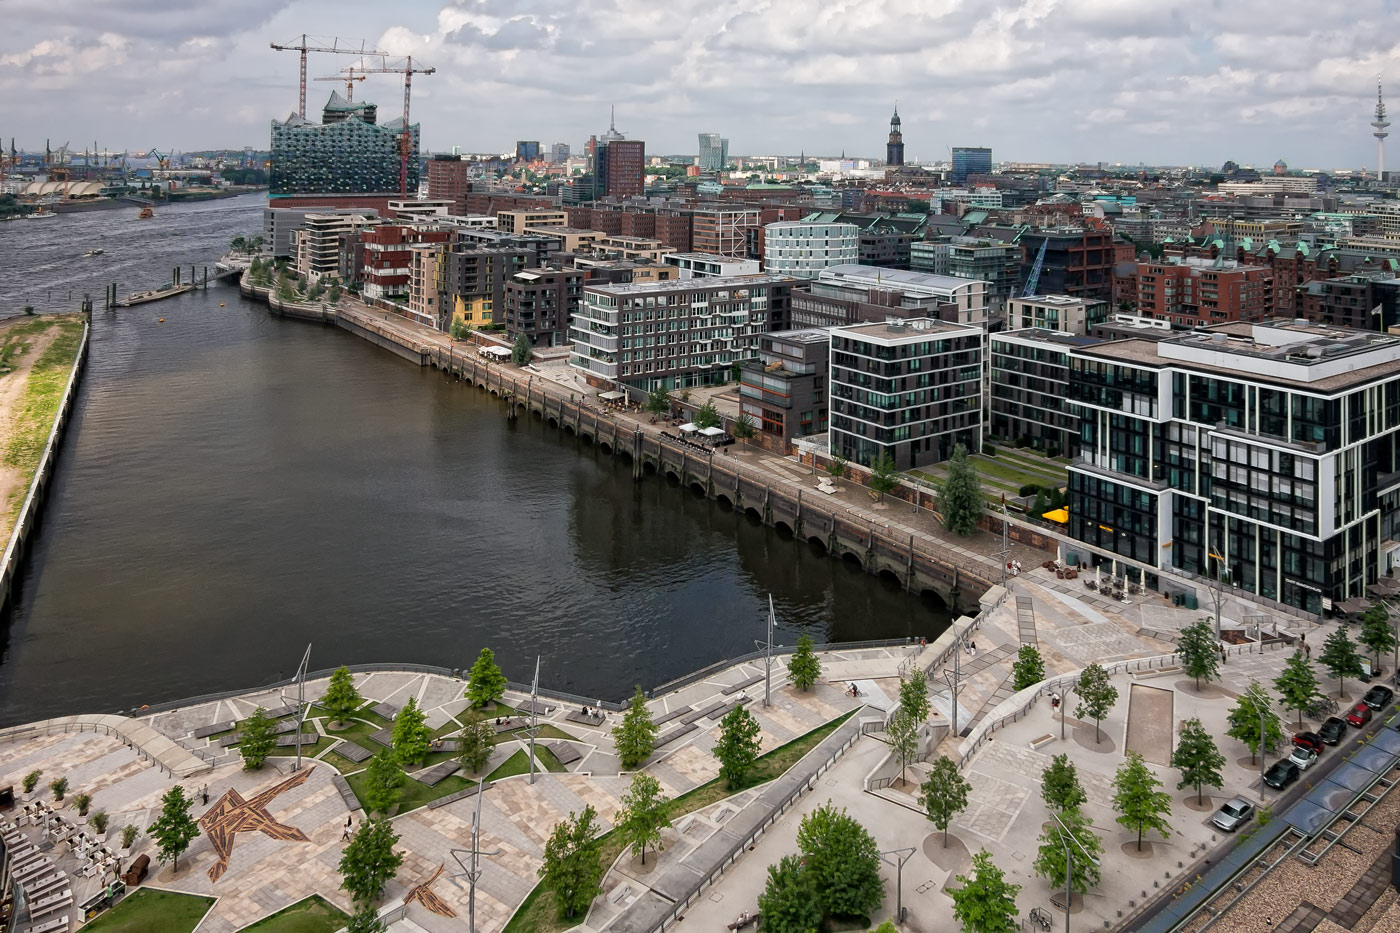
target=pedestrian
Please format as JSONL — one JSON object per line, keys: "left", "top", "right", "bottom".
{"left": 1305, "top": 643, "right": 1312, "bottom": 658}
{"left": 342, "top": 816, "right": 353, "bottom": 841}
{"left": 201, "top": 784, "right": 208, "bottom": 806}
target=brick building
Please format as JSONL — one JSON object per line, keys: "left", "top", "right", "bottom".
{"left": 1135, "top": 257, "right": 1272, "bottom": 328}
{"left": 360, "top": 225, "right": 452, "bottom": 301}
{"left": 425, "top": 154, "right": 471, "bottom": 213}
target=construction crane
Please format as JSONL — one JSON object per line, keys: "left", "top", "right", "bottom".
{"left": 269, "top": 34, "right": 385, "bottom": 118}
{"left": 149, "top": 149, "right": 169, "bottom": 171}
{"left": 314, "top": 66, "right": 366, "bottom": 102}
{"left": 346, "top": 56, "right": 435, "bottom": 196}
{"left": 1020, "top": 235, "right": 1049, "bottom": 298}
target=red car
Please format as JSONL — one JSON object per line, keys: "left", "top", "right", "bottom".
{"left": 1292, "top": 731, "right": 1324, "bottom": 753}
{"left": 1346, "top": 702, "right": 1373, "bottom": 727}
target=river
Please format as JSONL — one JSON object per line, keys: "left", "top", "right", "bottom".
{"left": 0, "top": 194, "right": 948, "bottom": 725}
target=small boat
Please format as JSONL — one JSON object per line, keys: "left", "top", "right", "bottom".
{"left": 84, "top": 249, "right": 105, "bottom": 257}
{"left": 26, "top": 210, "right": 57, "bottom": 220}
{"left": 138, "top": 207, "right": 154, "bottom": 220}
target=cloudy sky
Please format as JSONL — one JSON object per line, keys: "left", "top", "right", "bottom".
{"left": 4, "top": 0, "right": 1400, "bottom": 169}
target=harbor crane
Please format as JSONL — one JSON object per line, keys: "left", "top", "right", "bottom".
{"left": 340, "top": 56, "right": 435, "bottom": 195}
{"left": 314, "top": 66, "right": 366, "bottom": 102}
{"left": 269, "top": 34, "right": 385, "bottom": 118}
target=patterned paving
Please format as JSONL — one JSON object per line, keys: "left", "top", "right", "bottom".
{"left": 405, "top": 863, "right": 458, "bottom": 917}
{"left": 199, "top": 768, "right": 313, "bottom": 883}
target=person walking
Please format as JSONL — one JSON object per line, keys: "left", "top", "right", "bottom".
{"left": 342, "top": 816, "right": 353, "bottom": 841}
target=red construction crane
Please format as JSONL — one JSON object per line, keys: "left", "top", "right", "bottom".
{"left": 269, "top": 34, "right": 384, "bottom": 118}
{"left": 344, "top": 56, "right": 436, "bottom": 196}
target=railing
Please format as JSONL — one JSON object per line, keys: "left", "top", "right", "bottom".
{"left": 0, "top": 720, "right": 179, "bottom": 778}
{"left": 645, "top": 637, "right": 915, "bottom": 700}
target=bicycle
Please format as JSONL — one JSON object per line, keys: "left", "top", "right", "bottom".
{"left": 1027, "top": 906, "right": 1054, "bottom": 931}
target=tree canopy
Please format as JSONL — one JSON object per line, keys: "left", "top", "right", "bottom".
{"left": 391, "top": 697, "right": 432, "bottom": 768}
{"left": 939, "top": 444, "right": 984, "bottom": 536}
{"left": 869, "top": 452, "right": 899, "bottom": 501}
{"left": 920, "top": 756, "right": 972, "bottom": 848}
{"left": 616, "top": 773, "right": 672, "bottom": 865}
{"left": 694, "top": 400, "right": 722, "bottom": 430}
{"left": 1112, "top": 751, "right": 1172, "bottom": 851}
{"left": 1032, "top": 808, "right": 1103, "bottom": 896}
{"left": 1012, "top": 645, "right": 1045, "bottom": 691}
{"left": 239, "top": 706, "right": 276, "bottom": 771}
{"left": 322, "top": 667, "right": 363, "bottom": 727}
{"left": 466, "top": 648, "right": 507, "bottom": 708}
{"left": 1318, "top": 626, "right": 1365, "bottom": 698}
{"left": 538, "top": 805, "right": 605, "bottom": 920}
{"left": 1358, "top": 605, "right": 1396, "bottom": 674}
{"left": 1177, "top": 620, "right": 1220, "bottom": 690}
{"left": 949, "top": 849, "right": 1022, "bottom": 933}
{"left": 1225, "top": 680, "right": 1283, "bottom": 764}
{"left": 787, "top": 634, "right": 822, "bottom": 691}
{"left": 338, "top": 817, "right": 404, "bottom": 908}
{"left": 149, "top": 785, "right": 201, "bottom": 872}
{"left": 362, "top": 749, "right": 406, "bottom": 816}
{"left": 756, "top": 854, "right": 823, "bottom": 933}
{"left": 1041, "top": 754, "right": 1087, "bottom": 812}
{"left": 794, "top": 802, "right": 884, "bottom": 919}
{"left": 1171, "top": 718, "right": 1225, "bottom": 805}
{"left": 1073, "top": 663, "right": 1119, "bottom": 743}
{"left": 1273, "top": 649, "right": 1323, "bottom": 727}
{"left": 712, "top": 706, "right": 762, "bottom": 789}
{"left": 612, "top": 686, "right": 658, "bottom": 770}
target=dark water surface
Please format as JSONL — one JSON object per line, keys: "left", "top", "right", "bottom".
{"left": 0, "top": 195, "right": 948, "bottom": 724}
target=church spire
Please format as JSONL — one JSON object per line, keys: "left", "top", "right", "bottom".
{"left": 886, "top": 101, "right": 905, "bottom": 167}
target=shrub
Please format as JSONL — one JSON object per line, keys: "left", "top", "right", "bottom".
{"left": 1019, "top": 483, "right": 1040, "bottom": 497}
{"left": 121, "top": 825, "right": 140, "bottom": 849}
{"left": 90, "top": 811, "right": 110, "bottom": 834}
{"left": 74, "top": 793, "right": 92, "bottom": 816}
{"left": 49, "top": 777, "right": 68, "bottom": 802}
{"left": 982, "top": 444, "right": 996, "bottom": 456}
{"left": 21, "top": 770, "right": 41, "bottom": 794}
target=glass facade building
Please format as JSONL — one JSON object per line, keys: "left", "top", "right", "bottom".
{"left": 271, "top": 95, "right": 419, "bottom": 196}
{"left": 698, "top": 133, "right": 729, "bottom": 173}
{"left": 950, "top": 147, "right": 992, "bottom": 184}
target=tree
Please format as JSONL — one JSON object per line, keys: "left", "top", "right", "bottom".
{"left": 920, "top": 756, "right": 972, "bottom": 848}
{"left": 338, "top": 817, "right": 404, "bottom": 908}
{"left": 1112, "top": 751, "right": 1172, "bottom": 851}
{"left": 1273, "top": 649, "right": 1323, "bottom": 728}
{"left": 1012, "top": 645, "right": 1046, "bottom": 691}
{"left": 1171, "top": 718, "right": 1225, "bottom": 805}
{"left": 538, "top": 805, "right": 605, "bottom": 920}
{"left": 712, "top": 705, "right": 762, "bottom": 789}
{"left": 1031, "top": 490, "right": 1047, "bottom": 521}
{"left": 239, "top": 706, "right": 276, "bottom": 770}
{"left": 1358, "top": 605, "right": 1396, "bottom": 675}
{"left": 511, "top": 332, "right": 533, "bottom": 366}
{"left": 345, "top": 905, "right": 386, "bottom": 933}
{"left": 466, "top": 648, "right": 507, "bottom": 708}
{"left": 949, "top": 849, "right": 1021, "bottom": 933}
{"left": 899, "top": 670, "right": 931, "bottom": 726}
{"left": 616, "top": 773, "right": 672, "bottom": 865}
{"left": 1177, "top": 620, "right": 1220, "bottom": 690}
{"left": 362, "top": 749, "right": 406, "bottom": 816}
{"left": 787, "top": 633, "right": 821, "bottom": 691}
{"left": 1032, "top": 808, "right": 1103, "bottom": 896}
{"left": 456, "top": 712, "right": 494, "bottom": 775}
{"left": 1040, "top": 754, "right": 1087, "bottom": 813}
{"left": 1319, "top": 626, "right": 1365, "bottom": 697}
{"left": 149, "top": 785, "right": 200, "bottom": 873}
{"left": 1225, "top": 680, "right": 1283, "bottom": 764}
{"left": 645, "top": 386, "right": 672, "bottom": 418}
{"left": 322, "top": 666, "right": 362, "bottom": 729}
{"left": 328, "top": 283, "right": 342, "bottom": 305}
{"left": 795, "top": 802, "right": 884, "bottom": 919}
{"left": 869, "top": 452, "right": 898, "bottom": 501}
{"left": 612, "top": 686, "right": 658, "bottom": 770}
{"left": 1073, "top": 662, "right": 1119, "bottom": 743}
{"left": 885, "top": 708, "right": 919, "bottom": 786}
{"left": 693, "top": 400, "right": 721, "bottom": 429}
{"left": 825, "top": 454, "right": 847, "bottom": 481}
{"left": 756, "top": 855, "right": 823, "bottom": 933}
{"left": 392, "top": 697, "right": 432, "bottom": 767}
{"left": 939, "top": 443, "right": 984, "bottom": 536}
{"left": 732, "top": 413, "right": 757, "bottom": 440}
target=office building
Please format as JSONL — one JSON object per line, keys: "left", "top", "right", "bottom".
{"left": 692, "top": 207, "right": 759, "bottom": 259}
{"left": 1298, "top": 273, "right": 1400, "bottom": 330}
{"left": 270, "top": 92, "right": 418, "bottom": 199}
{"left": 569, "top": 275, "right": 797, "bottom": 396}
{"left": 1137, "top": 257, "right": 1273, "bottom": 328}
{"left": 762, "top": 222, "right": 860, "bottom": 278}
{"left": 1065, "top": 321, "right": 1400, "bottom": 614}
{"left": 504, "top": 267, "right": 583, "bottom": 348}
{"left": 989, "top": 329, "right": 1095, "bottom": 456}
{"left": 739, "top": 329, "right": 831, "bottom": 452}
{"left": 1006, "top": 295, "right": 1109, "bottom": 335}
{"left": 426, "top": 154, "right": 471, "bottom": 213}
{"left": 664, "top": 253, "right": 761, "bottom": 278}
{"left": 596, "top": 139, "right": 645, "bottom": 198}
{"left": 945, "top": 237, "right": 1021, "bottom": 312}
{"left": 817, "top": 265, "right": 990, "bottom": 325}
{"left": 950, "top": 147, "right": 992, "bottom": 184}
{"left": 698, "top": 133, "right": 729, "bottom": 173}
{"left": 1017, "top": 228, "right": 1115, "bottom": 300}
{"left": 828, "top": 318, "right": 983, "bottom": 468}
{"left": 515, "top": 141, "right": 541, "bottom": 162}
{"left": 548, "top": 142, "right": 570, "bottom": 164}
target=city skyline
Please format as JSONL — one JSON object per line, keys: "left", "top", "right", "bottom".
{"left": 2, "top": 0, "right": 1400, "bottom": 168}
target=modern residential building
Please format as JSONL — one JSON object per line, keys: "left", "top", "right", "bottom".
{"left": 569, "top": 274, "right": 797, "bottom": 396}
{"left": 503, "top": 267, "right": 583, "bottom": 348}
{"left": 817, "top": 265, "right": 990, "bottom": 325}
{"left": 291, "top": 212, "right": 379, "bottom": 280}
{"left": 1065, "top": 320, "right": 1400, "bottom": 614}
{"left": 762, "top": 222, "right": 860, "bottom": 278}
{"left": 360, "top": 224, "right": 453, "bottom": 301}
{"left": 1017, "top": 228, "right": 1115, "bottom": 300}
{"left": 1298, "top": 273, "right": 1400, "bottom": 330}
{"left": 1136, "top": 257, "right": 1273, "bottom": 328}
{"left": 438, "top": 246, "right": 533, "bottom": 330}
{"left": 950, "top": 147, "right": 992, "bottom": 184}
{"left": 698, "top": 133, "right": 729, "bottom": 173}
{"left": 596, "top": 236, "right": 669, "bottom": 263}
{"left": 858, "top": 230, "right": 916, "bottom": 269}
{"left": 989, "top": 328, "right": 1095, "bottom": 455}
{"left": 264, "top": 206, "right": 379, "bottom": 258}
{"left": 738, "top": 329, "right": 831, "bottom": 453}
{"left": 663, "top": 253, "right": 762, "bottom": 278}
{"left": 270, "top": 92, "right": 418, "bottom": 199}
{"left": 828, "top": 318, "right": 984, "bottom": 468}
{"left": 497, "top": 209, "right": 569, "bottom": 234}
{"left": 595, "top": 138, "right": 645, "bottom": 198}
{"left": 425, "top": 154, "right": 471, "bottom": 213}
{"left": 1006, "top": 295, "right": 1109, "bottom": 334}
{"left": 691, "top": 207, "right": 760, "bottom": 259}
{"left": 407, "top": 244, "right": 444, "bottom": 327}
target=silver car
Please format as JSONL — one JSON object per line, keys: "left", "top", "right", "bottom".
{"left": 1289, "top": 746, "right": 1319, "bottom": 772}
{"left": 1212, "top": 796, "right": 1255, "bottom": 833}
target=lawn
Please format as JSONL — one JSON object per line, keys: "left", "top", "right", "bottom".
{"left": 486, "top": 749, "right": 533, "bottom": 781}
{"left": 81, "top": 889, "right": 214, "bottom": 933}
{"left": 344, "top": 768, "right": 476, "bottom": 814}
{"left": 2, "top": 315, "right": 83, "bottom": 524}
{"left": 269, "top": 736, "right": 334, "bottom": 758}
{"left": 238, "top": 895, "right": 347, "bottom": 933}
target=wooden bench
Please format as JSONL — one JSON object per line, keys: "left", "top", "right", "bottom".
{"left": 516, "top": 699, "right": 556, "bottom": 716}
{"left": 331, "top": 774, "right": 360, "bottom": 812}
{"left": 1029, "top": 734, "right": 1056, "bottom": 751}
{"left": 564, "top": 711, "right": 607, "bottom": 727}
{"left": 726, "top": 911, "right": 761, "bottom": 930}
{"left": 416, "top": 761, "right": 461, "bottom": 787}
{"left": 544, "top": 742, "right": 582, "bottom": 766}
{"left": 192, "top": 720, "right": 236, "bottom": 740}
{"left": 368, "top": 728, "right": 394, "bottom": 748}
{"left": 682, "top": 701, "right": 726, "bottom": 725}
{"left": 721, "top": 674, "right": 763, "bottom": 696}
{"left": 655, "top": 723, "right": 697, "bottom": 749}
{"left": 261, "top": 705, "right": 296, "bottom": 720}
{"left": 337, "top": 741, "right": 373, "bottom": 763}
{"left": 490, "top": 717, "right": 526, "bottom": 734}
{"left": 30, "top": 915, "right": 69, "bottom": 933}
{"left": 274, "top": 732, "right": 319, "bottom": 747}
{"left": 426, "top": 781, "right": 493, "bottom": 810}
{"left": 652, "top": 707, "right": 691, "bottom": 727}
{"left": 30, "top": 892, "right": 72, "bottom": 919}
{"left": 369, "top": 701, "right": 400, "bottom": 721}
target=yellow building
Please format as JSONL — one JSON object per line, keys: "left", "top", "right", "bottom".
{"left": 497, "top": 209, "right": 568, "bottom": 233}
{"left": 451, "top": 295, "right": 495, "bottom": 328}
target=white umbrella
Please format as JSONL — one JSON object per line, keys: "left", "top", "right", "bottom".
{"left": 1095, "top": 565, "right": 1101, "bottom": 586}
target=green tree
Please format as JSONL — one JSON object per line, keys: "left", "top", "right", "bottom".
{"left": 612, "top": 686, "right": 658, "bottom": 770}
{"left": 920, "top": 756, "right": 972, "bottom": 848}
{"left": 869, "top": 451, "right": 898, "bottom": 501}
{"left": 1358, "top": 605, "right": 1396, "bottom": 675}
{"left": 511, "top": 332, "right": 533, "bottom": 366}
{"left": 645, "top": 386, "right": 672, "bottom": 418}
{"left": 450, "top": 318, "right": 470, "bottom": 340}
{"left": 1073, "top": 663, "right": 1119, "bottom": 744}
{"left": 239, "top": 706, "right": 276, "bottom": 770}
{"left": 1318, "top": 626, "right": 1365, "bottom": 697}
{"left": 616, "top": 772, "right": 672, "bottom": 865}
{"left": 1178, "top": 620, "right": 1220, "bottom": 690}
{"left": 1171, "top": 718, "right": 1225, "bottom": 805}
{"left": 899, "top": 670, "right": 931, "bottom": 725}
{"left": 538, "top": 805, "right": 605, "bottom": 920}
{"left": 825, "top": 454, "right": 847, "bottom": 481}
{"left": 345, "top": 905, "right": 386, "bottom": 933}
{"left": 328, "top": 283, "right": 342, "bottom": 305}
{"left": 1225, "top": 680, "right": 1283, "bottom": 764}
{"left": 149, "top": 785, "right": 200, "bottom": 873}
{"left": 756, "top": 854, "right": 822, "bottom": 933}
{"left": 362, "top": 749, "right": 406, "bottom": 816}
{"left": 712, "top": 705, "right": 763, "bottom": 789}
{"left": 1031, "top": 490, "right": 1047, "bottom": 520}
{"left": 392, "top": 697, "right": 432, "bottom": 767}
{"left": 1012, "top": 644, "right": 1046, "bottom": 691}
{"left": 322, "top": 666, "right": 362, "bottom": 729}
{"left": 1032, "top": 808, "right": 1103, "bottom": 896}
{"left": 694, "top": 399, "right": 722, "bottom": 429}
{"left": 456, "top": 712, "right": 494, "bottom": 775}
{"left": 939, "top": 443, "right": 984, "bottom": 536}
{"left": 949, "top": 849, "right": 1022, "bottom": 933}
{"left": 466, "top": 648, "right": 507, "bottom": 708}
{"left": 1040, "top": 754, "right": 1087, "bottom": 812}
{"left": 795, "top": 802, "right": 884, "bottom": 919}
{"left": 787, "top": 633, "right": 821, "bottom": 691}
{"left": 1273, "top": 649, "right": 1323, "bottom": 727}
{"left": 732, "top": 413, "right": 757, "bottom": 440}
{"left": 885, "top": 708, "right": 919, "bottom": 786}
{"left": 338, "top": 817, "right": 404, "bottom": 908}
{"left": 1112, "top": 751, "right": 1172, "bottom": 851}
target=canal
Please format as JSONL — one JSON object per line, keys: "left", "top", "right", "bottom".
{"left": 0, "top": 195, "right": 949, "bottom": 724}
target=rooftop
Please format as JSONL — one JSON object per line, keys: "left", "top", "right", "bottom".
{"left": 994, "top": 327, "right": 1101, "bottom": 348}
{"left": 833, "top": 317, "right": 980, "bottom": 340}
{"left": 818, "top": 264, "right": 981, "bottom": 294}
{"left": 585, "top": 274, "right": 797, "bottom": 295}
{"left": 767, "top": 328, "right": 833, "bottom": 345}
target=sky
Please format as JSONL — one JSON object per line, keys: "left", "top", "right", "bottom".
{"left": 4, "top": 0, "right": 1400, "bottom": 170}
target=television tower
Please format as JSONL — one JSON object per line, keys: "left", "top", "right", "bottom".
{"left": 1373, "top": 75, "right": 1390, "bottom": 181}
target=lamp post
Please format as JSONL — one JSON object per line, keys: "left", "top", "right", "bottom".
{"left": 1050, "top": 808, "right": 1099, "bottom": 933}
{"left": 753, "top": 596, "right": 775, "bottom": 708}
{"left": 1257, "top": 692, "right": 1281, "bottom": 784}
{"left": 450, "top": 786, "right": 501, "bottom": 933}
{"left": 878, "top": 847, "right": 916, "bottom": 925}
{"left": 942, "top": 623, "right": 964, "bottom": 737}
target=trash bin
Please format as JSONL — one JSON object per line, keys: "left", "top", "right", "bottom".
{"left": 1066, "top": 553, "right": 1078, "bottom": 567}
{"left": 1185, "top": 594, "right": 1198, "bottom": 611}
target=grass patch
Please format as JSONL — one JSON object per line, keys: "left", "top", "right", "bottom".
{"left": 344, "top": 768, "right": 476, "bottom": 814}
{"left": 536, "top": 746, "right": 567, "bottom": 773}
{"left": 3, "top": 316, "right": 82, "bottom": 523}
{"left": 238, "top": 895, "right": 348, "bottom": 933}
{"left": 269, "top": 736, "right": 334, "bottom": 757}
{"left": 486, "top": 749, "right": 533, "bottom": 781}
{"left": 319, "top": 750, "right": 367, "bottom": 775}
{"left": 82, "top": 889, "right": 215, "bottom": 933}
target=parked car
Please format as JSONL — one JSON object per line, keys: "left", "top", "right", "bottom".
{"left": 1319, "top": 717, "right": 1348, "bottom": 745}
{"left": 1264, "top": 759, "right": 1300, "bottom": 790}
{"left": 1288, "top": 745, "right": 1319, "bottom": 771}
{"left": 1291, "top": 731, "right": 1324, "bottom": 753}
{"left": 1211, "top": 796, "right": 1256, "bottom": 832}
{"left": 1346, "top": 702, "right": 1374, "bottom": 727}
{"left": 1363, "top": 684, "right": 1394, "bottom": 710}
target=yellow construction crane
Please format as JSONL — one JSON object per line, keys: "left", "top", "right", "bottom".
{"left": 314, "top": 66, "right": 366, "bottom": 102}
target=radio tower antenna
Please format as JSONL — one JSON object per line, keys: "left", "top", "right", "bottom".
{"left": 1373, "top": 75, "right": 1390, "bottom": 182}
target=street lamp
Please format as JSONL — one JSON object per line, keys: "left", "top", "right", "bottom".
{"left": 1049, "top": 808, "right": 1099, "bottom": 933}
{"left": 942, "top": 623, "right": 965, "bottom": 737}
{"left": 1207, "top": 550, "right": 1230, "bottom": 639}
{"left": 878, "top": 847, "right": 916, "bottom": 925}
{"left": 450, "top": 786, "right": 502, "bottom": 933}
{"left": 1257, "top": 694, "right": 1282, "bottom": 784}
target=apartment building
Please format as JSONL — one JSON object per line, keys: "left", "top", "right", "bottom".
{"left": 817, "top": 265, "right": 990, "bottom": 326}
{"left": 497, "top": 209, "right": 569, "bottom": 234}
{"left": 691, "top": 207, "right": 760, "bottom": 259}
{"left": 1006, "top": 295, "right": 1109, "bottom": 335}
{"left": 989, "top": 329, "right": 1095, "bottom": 456}
{"left": 291, "top": 212, "right": 379, "bottom": 281}
{"left": 360, "top": 224, "right": 453, "bottom": 301}
{"left": 762, "top": 222, "right": 860, "bottom": 278}
{"left": 738, "top": 329, "right": 830, "bottom": 452}
{"left": 664, "top": 253, "right": 761, "bottom": 279}
{"left": 504, "top": 267, "right": 584, "bottom": 348}
{"left": 1136, "top": 257, "right": 1273, "bottom": 328}
{"left": 438, "top": 246, "right": 533, "bottom": 330}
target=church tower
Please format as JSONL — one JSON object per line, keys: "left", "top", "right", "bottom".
{"left": 886, "top": 104, "right": 905, "bottom": 167}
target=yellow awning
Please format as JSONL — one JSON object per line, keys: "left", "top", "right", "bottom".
{"left": 1043, "top": 508, "right": 1069, "bottom": 524}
